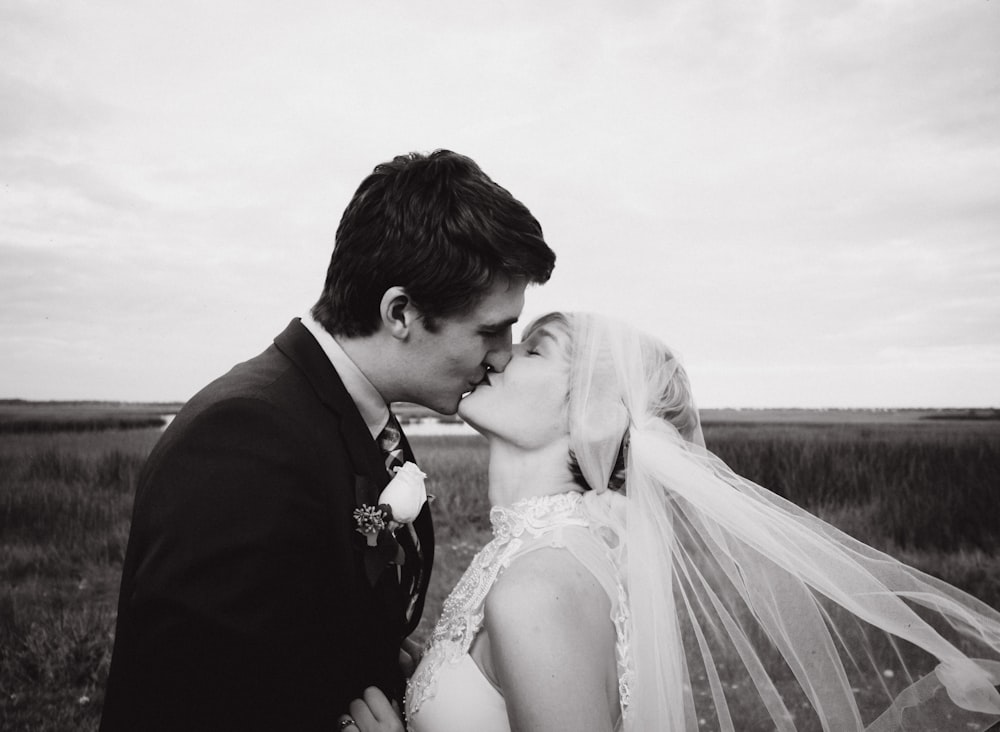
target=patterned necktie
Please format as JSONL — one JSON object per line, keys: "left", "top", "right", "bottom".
{"left": 377, "top": 413, "right": 406, "bottom": 475}
{"left": 377, "top": 411, "right": 423, "bottom": 624}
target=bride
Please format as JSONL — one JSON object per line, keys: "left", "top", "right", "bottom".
{"left": 350, "top": 312, "right": 1000, "bottom": 731}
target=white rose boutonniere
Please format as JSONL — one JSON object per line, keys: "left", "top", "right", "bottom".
{"left": 379, "top": 462, "right": 428, "bottom": 524}
{"left": 353, "top": 462, "right": 429, "bottom": 546}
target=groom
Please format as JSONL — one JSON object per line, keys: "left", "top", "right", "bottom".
{"left": 100, "top": 150, "right": 555, "bottom": 731}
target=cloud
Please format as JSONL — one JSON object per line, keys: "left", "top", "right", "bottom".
{"left": 3, "top": 153, "right": 151, "bottom": 215}
{"left": 2, "top": 0, "right": 998, "bottom": 405}
{"left": 0, "top": 74, "right": 106, "bottom": 143}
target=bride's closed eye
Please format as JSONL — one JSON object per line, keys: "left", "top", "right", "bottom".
{"left": 516, "top": 339, "right": 541, "bottom": 356}
{"left": 525, "top": 340, "right": 548, "bottom": 356}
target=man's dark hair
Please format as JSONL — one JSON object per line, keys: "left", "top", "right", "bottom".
{"left": 312, "top": 150, "right": 555, "bottom": 336}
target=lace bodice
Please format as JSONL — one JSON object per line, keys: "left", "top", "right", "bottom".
{"left": 405, "top": 491, "right": 632, "bottom": 723}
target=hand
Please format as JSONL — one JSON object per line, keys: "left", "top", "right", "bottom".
{"left": 339, "top": 686, "right": 404, "bottom": 732}
{"left": 399, "top": 636, "right": 423, "bottom": 678}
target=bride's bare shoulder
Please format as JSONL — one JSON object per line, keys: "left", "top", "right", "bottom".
{"left": 482, "top": 546, "right": 619, "bottom": 729}
{"left": 485, "top": 547, "right": 611, "bottom": 631}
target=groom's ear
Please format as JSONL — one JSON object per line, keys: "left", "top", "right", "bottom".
{"left": 379, "top": 286, "right": 417, "bottom": 341}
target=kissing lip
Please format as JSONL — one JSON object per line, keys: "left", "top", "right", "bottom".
{"left": 461, "top": 372, "right": 492, "bottom": 399}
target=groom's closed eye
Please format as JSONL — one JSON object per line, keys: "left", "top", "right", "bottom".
{"left": 480, "top": 315, "right": 518, "bottom": 334}
{"left": 479, "top": 321, "right": 516, "bottom": 339}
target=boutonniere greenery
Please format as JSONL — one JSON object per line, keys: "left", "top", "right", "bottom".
{"left": 353, "top": 462, "right": 429, "bottom": 547}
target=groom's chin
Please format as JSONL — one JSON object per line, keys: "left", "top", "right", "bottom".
{"left": 434, "top": 396, "right": 462, "bottom": 417}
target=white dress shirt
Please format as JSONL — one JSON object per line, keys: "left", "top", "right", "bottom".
{"left": 300, "top": 312, "right": 390, "bottom": 439}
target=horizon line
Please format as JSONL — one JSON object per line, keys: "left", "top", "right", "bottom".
{"left": 1, "top": 398, "right": 997, "bottom": 412}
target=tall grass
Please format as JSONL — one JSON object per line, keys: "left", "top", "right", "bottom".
{"left": 1, "top": 420, "right": 998, "bottom": 730}
{"left": 1, "top": 449, "right": 143, "bottom": 574}
{"left": 412, "top": 434, "right": 492, "bottom": 537}
{"left": 705, "top": 422, "right": 1000, "bottom": 552}
{"left": 1, "top": 428, "right": 161, "bottom": 731}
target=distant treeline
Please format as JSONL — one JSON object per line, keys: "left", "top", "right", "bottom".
{"left": 920, "top": 409, "right": 1000, "bottom": 421}
{"left": 0, "top": 417, "right": 167, "bottom": 434}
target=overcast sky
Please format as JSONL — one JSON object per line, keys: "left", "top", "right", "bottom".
{"left": 2, "top": 1, "right": 998, "bottom": 408}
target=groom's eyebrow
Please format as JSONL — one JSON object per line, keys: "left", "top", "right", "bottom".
{"left": 480, "top": 317, "right": 518, "bottom": 333}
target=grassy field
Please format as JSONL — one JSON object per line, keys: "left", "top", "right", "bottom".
{"left": 1, "top": 407, "right": 998, "bottom": 730}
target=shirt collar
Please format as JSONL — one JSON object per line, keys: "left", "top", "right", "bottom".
{"left": 300, "top": 312, "right": 389, "bottom": 439}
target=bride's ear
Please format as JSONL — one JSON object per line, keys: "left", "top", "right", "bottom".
{"left": 379, "top": 287, "right": 418, "bottom": 340}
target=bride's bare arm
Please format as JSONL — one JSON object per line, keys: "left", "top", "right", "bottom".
{"left": 485, "top": 547, "right": 619, "bottom": 732}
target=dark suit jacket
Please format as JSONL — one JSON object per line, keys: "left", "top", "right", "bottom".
{"left": 100, "top": 319, "right": 434, "bottom": 732}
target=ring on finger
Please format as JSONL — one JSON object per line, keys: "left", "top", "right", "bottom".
{"left": 338, "top": 717, "right": 357, "bottom": 730}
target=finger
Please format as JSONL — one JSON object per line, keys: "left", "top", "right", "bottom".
{"left": 362, "top": 685, "right": 398, "bottom": 720}
{"left": 348, "top": 698, "right": 377, "bottom": 730}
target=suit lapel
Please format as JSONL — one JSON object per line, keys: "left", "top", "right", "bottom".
{"left": 274, "top": 319, "right": 386, "bottom": 485}
{"left": 273, "top": 319, "right": 434, "bottom": 617}
{"left": 273, "top": 319, "right": 396, "bottom": 583}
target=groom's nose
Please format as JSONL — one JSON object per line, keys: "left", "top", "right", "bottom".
{"left": 484, "top": 346, "right": 513, "bottom": 373}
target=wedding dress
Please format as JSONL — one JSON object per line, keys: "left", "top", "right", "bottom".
{"left": 405, "top": 312, "right": 1000, "bottom": 731}
{"left": 405, "top": 491, "right": 628, "bottom": 732}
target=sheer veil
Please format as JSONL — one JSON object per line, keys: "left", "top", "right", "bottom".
{"left": 558, "top": 312, "right": 1000, "bottom": 731}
